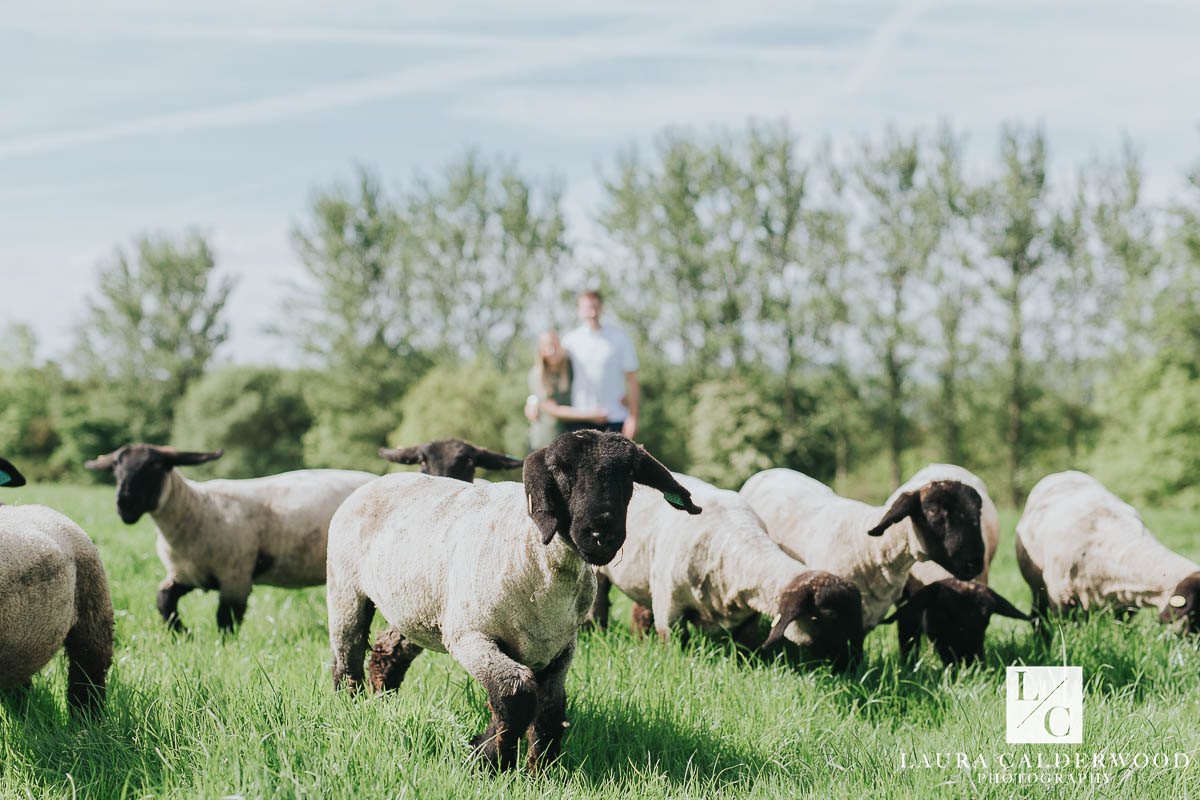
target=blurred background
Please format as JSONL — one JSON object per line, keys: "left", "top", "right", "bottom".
{"left": 2, "top": 1, "right": 1199, "bottom": 506}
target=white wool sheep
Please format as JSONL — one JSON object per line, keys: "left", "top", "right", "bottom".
{"left": 1016, "top": 470, "right": 1200, "bottom": 629}
{"left": 327, "top": 430, "right": 700, "bottom": 771}
{"left": 0, "top": 457, "right": 114, "bottom": 712}
{"left": 739, "top": 468, "right": 985, "bottom": 629}
{"left": 597, "top": 473, "right": 864, "bottom": 669}
{"left": 86, "top": 444, "right": 376, "bottom": 632}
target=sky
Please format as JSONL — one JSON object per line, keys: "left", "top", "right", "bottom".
{"left": 2, "top": 0, "right": 1198, "bottom": 364}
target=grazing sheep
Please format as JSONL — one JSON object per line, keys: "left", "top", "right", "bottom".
{"left": 739, "top": 468, "right": 985, "bottom": 629}
{"left": 327, "top": 430, "right": 701, "bottom": 771}
{"left": 596, "top": 473, "right": 864, "bottom": 670}
{"left": 1015, "top": 470, "right": 1200, "bottom": 631}
{"left": 0, "top": 458, "right": 114, "bottom": 712}
{"left": 887, "top": 464, "right": 1030, "bottom": 664}
{"left": 85, "top": 444, "right": 376, "bottom": 633}
{"left": 379, "top": 438, "right": 523, "bottom": 483}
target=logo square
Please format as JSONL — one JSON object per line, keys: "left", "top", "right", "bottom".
{"left": 1006, "top": 666, "right": 1083, "bottom": 744}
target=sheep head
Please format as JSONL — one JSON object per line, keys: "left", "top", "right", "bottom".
{"left": 867, "top": 480, "right": 985, "bottom": 580}
{"left": 764, "top": 571, "right": 864, "bottom": 672}
{"left": 0, "top": 457, "right": 27, "bottom": 488}
{"left": 85, "top": 444, "right": 224, "bottom": 523}
{"left": 883, "top": 578, "right": 1030, "bottom": 664}
{"left": 523, "top": 430, "right": 701, "bottom": 565}
{"left": 379, "top": 438, "right": 523, "bottom": 483}
{"left": 1160, "top": 572, "right": 1200, "bottom": 633}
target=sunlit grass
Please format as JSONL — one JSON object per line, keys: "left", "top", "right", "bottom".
{"left": 2, "top": 487, "right": 1199, "bottom": 797}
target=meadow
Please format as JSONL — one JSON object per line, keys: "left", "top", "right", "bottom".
{"left": 3, "top": 484, "right": 1200, "bottom": 799}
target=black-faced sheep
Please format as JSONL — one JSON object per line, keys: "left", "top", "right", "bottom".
{"left": 86, "top": 444, "right": 376, "bottom": 632}
{"left": 739, "top": 468, "right": 985, "bottom": 630}
{"left": 1016, "top": 470, "right": 1200, "bottom": 632}
{"left": 379, "top": 438, "right": 523, "bottom": 483}
{"left": 596, "top": 473, "right": 863, "bottom": 670}
{"left": 886, "top": 464, "right": 1030, "bottom": 664}
{"left": 0, "top": 457, "right": 114, "bottom": 712}
{"left": 326, "top": 430, "right": 701, "bottom": 771}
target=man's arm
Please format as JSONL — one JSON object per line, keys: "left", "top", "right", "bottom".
{"left": 621, "top": 371, "right": 639, "bottom": 439}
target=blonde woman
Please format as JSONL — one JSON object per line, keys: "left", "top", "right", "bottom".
{"left": 524, "top": 330, "right": 607, "bottom": 450}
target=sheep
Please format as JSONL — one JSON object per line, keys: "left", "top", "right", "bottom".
{"left": 1015, "top": 470, "right": 1200, "bottom": 632}
{"left": 739, "top": 468, "right": 985, "bottom": 630}
{"left": 0, "top": 457, "right": 114, "bottom": 713}
{"left": 85, "top": 444, "right": 377, "bottom": 633}
{"left": 885, "top": 464, "right": 1030, "bottom": 664}
{"left": 379, "top": 438, "right": 523, "bottom": 483}
{"left": 326, "top": 430, "right": 701, "bottom": 771}
{"left": 371, "top": 439, "right": 524, "bottom": 681}
{"left": 595, "top": 472, "right": 864, "bottom": 670}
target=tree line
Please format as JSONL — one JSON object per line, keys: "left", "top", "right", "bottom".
{"left": 3, "top": 123, "right": 1199, "bottom": 507}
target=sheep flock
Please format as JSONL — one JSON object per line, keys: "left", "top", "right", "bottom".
{"left": 2, "top": 428, "right": 1195, "bottom": 773}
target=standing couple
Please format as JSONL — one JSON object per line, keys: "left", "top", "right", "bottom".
{"left": 524, "top": 290, "right": 639, "bottom": 450}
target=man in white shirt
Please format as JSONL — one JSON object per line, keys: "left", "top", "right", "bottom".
{"left": 561, "top": 289, "right": 640, "bottom": 438}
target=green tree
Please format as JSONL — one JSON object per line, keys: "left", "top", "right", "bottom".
{"left": 71, "top": 231, "right": 234, "bottom": 443}
{"left": 283, "top": 167, "right": 425, "bottom": 469}
{"left": 386, "top": 360, "right": 527, "bottom": 465}
{"left": 403, "top": 151, "right": 570, "bottom": 367}
{"left": 172, "top": 366, "right": 313, "bottom": 479}
{"left": 981, "top": 126, "right": 1054, "bottom": 504}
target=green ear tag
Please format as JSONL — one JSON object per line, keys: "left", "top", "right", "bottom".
{"left": 664, "top": 492, "right": 686, "bottom": 508}
{"left": 0, "top": 471, "right": 11, "bottom": 487}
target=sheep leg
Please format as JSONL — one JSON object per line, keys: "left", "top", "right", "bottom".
{"left": 156, "top": 578, "right": 194, "bottom": 633}
{"left": 216, "top": 590, "right": 250, "bottom": 633}
{"left": 526, "top": 643, "right": 574, "bottom": 773}
{"left": 65, "top": 549, "right": 115, "bottom": 714}
{"left": 587, "top": 573, "right": 612, "bottom": 630}
{"left": 368, "top": 627, "right": 424, "bottom": 692}
{"left": 329, "top": 589, "right": 375, "bottom": 694}
{"left": 630, "top": 603, "right": 654, "bottom": 637}
{"left": 449, "top": 633, "right": 538, "bottom": 771}
{"left": 650, "top": 590, "right": 688, "bottom": 646}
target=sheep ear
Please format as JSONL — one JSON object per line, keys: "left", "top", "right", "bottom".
{"left": 986, "top": 588, "right": 1032, "bottom": 621}
{"left": 84, "top": 448, "right": 123, "bottom": 471}
{"left": 763, "top": 586, "right": 814, "bottom": 649}
{"left": 0, "top": 457, "right": 26, "bottom": 488}
{"left": 867, "top": 491, "right": 919, "bottom": 537}
{"left": 472, "top": 447, "right": 524, "bottom": 471}
{"left": 166, "top": 449, "right": 224, "bottom": 467}
{"left": 523, "top": 448, "right": 568, "bottom": 545}
{"left": 632, "top": 448, "right": 701, "bottom": 515}
{"left": 379, "top": 446, "right": 421, "bottom": 464}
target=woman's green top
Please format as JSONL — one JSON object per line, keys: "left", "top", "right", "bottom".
{"left": 528, "top": 363, "right": 573, "bottom": 451}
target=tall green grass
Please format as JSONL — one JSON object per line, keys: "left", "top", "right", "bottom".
{"left": 2, "top": 487, "right": 1199, "bottom": 798}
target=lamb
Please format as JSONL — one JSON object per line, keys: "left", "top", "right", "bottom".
{"left": 1015, "top": 470, "right": 1200, "bottom": 631}
{"left": 371, "top": 438, "right": 524, "bottom": 677}
{"left": 739, "top": 468, "right": 985, "bottom": 630}
{"left": 327, "top": 430, "right": 701, "bottom": 771}
{"left": 885, "top": 464, "right": 1030, "bottom": 664}
{"left": 379, "top": 438, "right": 523, "bottom": 483}
{"left": 85, "top": 444, "right": 377, "bottom": 632}
{"left": 595, "top": 473, "right": 864, "bottom": 670}
{"left": 0, "top": 457, "right": 114, "bottom": 712}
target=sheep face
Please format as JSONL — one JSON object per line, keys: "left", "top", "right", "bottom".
{"left": 1161, "top": 572, "right": 1200, "bottom": 633}
{"left": 868, "top": 480, "right": 984, "bottom": 580}
{"left": 0, "top": 457, "right": 27, "bottom": 488}
{"left": 888, "top": 578, "right": 1030, "bottom": 664}
{"left": 85, "top": 444, "right": 224, "bottom": 524}
{"left": 379, "top": 439, "right": 523, "bottom": 483}
{"left": 523, "top": 430, "right": 701, "bottom": 566}
{"left": 764, "top": 571, "right": 864, "bottom": 671}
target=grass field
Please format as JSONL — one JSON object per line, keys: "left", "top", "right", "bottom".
{"left": 3, "top": 484, "right": 1200, "bottom": 798}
